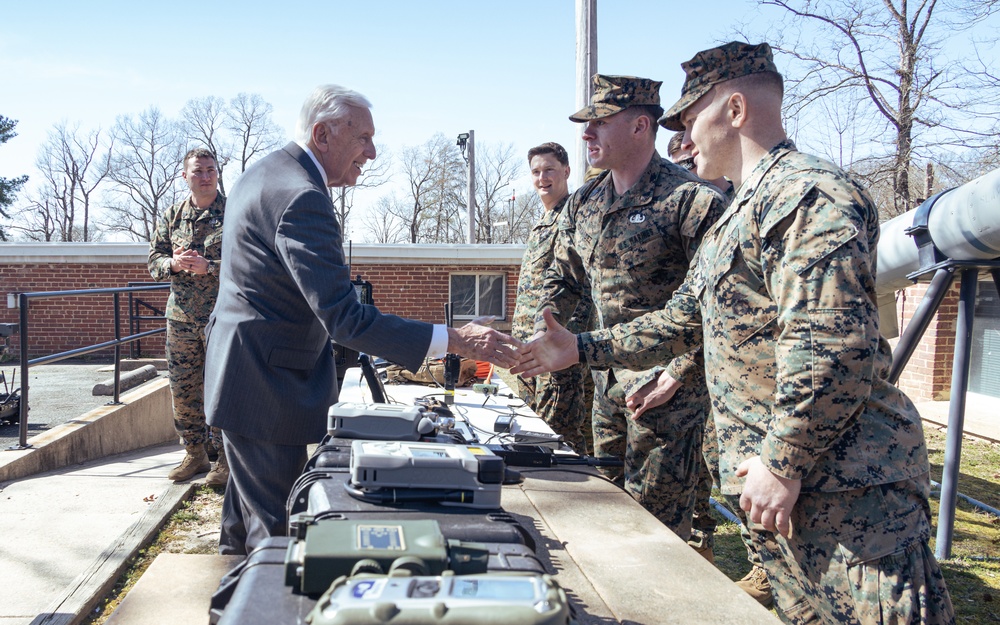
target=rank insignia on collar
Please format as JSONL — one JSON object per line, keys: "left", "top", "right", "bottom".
{"left": 628, "top": 212, "right": 646, "bottom": 224}
{"left": 209, "top": 218, "right": 221, "bottom": 228}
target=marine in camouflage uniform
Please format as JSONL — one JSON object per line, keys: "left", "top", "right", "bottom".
{"left": 149, "top": 148, "right": 227, "bottom": 484}
{"left": 668, "top": 131, "right": 771, "bottom": 603}
{"left": 562, "top": 43, "right": 953, "bottom": 624}
{"left": 537, "top": 75, "right": 727, "bottom": 540}
{"left": 666, "top": 128, "right": 732, "bottom": 562}
{"left": 511, "top": 144, "right": 593, "bottom": 454}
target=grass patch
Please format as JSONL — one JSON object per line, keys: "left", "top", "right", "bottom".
{"left": 711, "top": 427, "right": 1000, "bottom": 623}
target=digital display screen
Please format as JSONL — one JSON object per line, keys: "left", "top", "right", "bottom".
{"left": 450, "top": 578, "right": 537, "bottom": 601}
{"left": 410, "top": 447, "right": 451, "bottom": 459}
{"left": 357, "top": 524, "right": 404, "bottom": 550}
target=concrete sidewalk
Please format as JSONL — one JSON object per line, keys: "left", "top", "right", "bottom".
{"left": 0, "top": 444, "right": 190, "bottom": 625}
{"left": 0, "top": 387, "right": 996, "bottom": 624}
{"left": 0, "top": 370, "right": 183, "bottom": 625}
{"left": 914, "top": 393, "right": 1000, "bottom": 444}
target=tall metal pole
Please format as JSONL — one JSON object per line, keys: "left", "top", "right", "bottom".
{"left": 15, "top": 294, "right": 30, "bottom": 450}
{"left": 574, "top": 0, "right": 597, "bottom": 188}
{"left": 935, "top": 268, "right": 978, "bottom": 559}
{"left": 467, "top": 129, "right": 476, "bottom": 244}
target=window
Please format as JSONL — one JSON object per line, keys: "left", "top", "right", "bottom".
{"left": 971, "top": 279, "right": 1000, "bottom": 399}
{"left": 449, "top": 273, "right": 506, "bottom": 322}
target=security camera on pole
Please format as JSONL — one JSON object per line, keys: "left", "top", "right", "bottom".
{"left": 456, "top": 131, "right": 476, "bottom": 244}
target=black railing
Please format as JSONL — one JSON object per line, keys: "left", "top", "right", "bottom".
{"left": 9, "top": 284, "right": 170, "bottom": 451}
{"left": 127, "top": 282, "right": 168, "bottom": 359}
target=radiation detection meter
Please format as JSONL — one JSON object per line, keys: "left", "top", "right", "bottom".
{"left": 307, "top": 573, "right": 574, "bottom": 625}
{"left": 349, "top": 440, "right": 503, "bottom": 509}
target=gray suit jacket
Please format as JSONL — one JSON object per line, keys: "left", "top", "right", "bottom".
{"left": 205, "top": 142, "right": 433, "bottom": 445}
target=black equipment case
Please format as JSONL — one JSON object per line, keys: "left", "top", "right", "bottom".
{"left": 209, "top": 535, "right": 546, "bottom": 624}
{"left": 286, "top": 466, "right": 534, "bottom": 550}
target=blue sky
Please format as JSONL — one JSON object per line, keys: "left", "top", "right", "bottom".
{"left": 0, "top": 2, "right": 750, "bottom": 198}
{"left": 7, "top": 1, "right": 992, "bottom": 240}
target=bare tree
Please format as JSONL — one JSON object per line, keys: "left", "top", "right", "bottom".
{"left": 474, "top": 142, "right": 524, "bottom": 244}
{"left": 496, "top": 191, "right": 543, "bottom": 244}
{"left": 332, "top": 143, "right": 392, "bottom": 239}
{"left": 226, "top": 92, "right": 284, "bottom": 176}
{"left": 935, "top": 149, "right": 1000, "bottom": 190}
{"left": 393, "top": 134, "right": 465, "bottom": 243}
{"left": 395, "top": 142, "right": 434, "bottom": 243}
{"left": 180, "top": 96, "right": 232, "bottom": 194}
{"left": 11, "top": 191, "right": 58, "bottom": 241}
{"left": 426, "top": 137, "right": 467, "bottom": 245}
{"left": 102, "top": 107, "right": 185, "bottom": 241}
{"left": 10, "top": 122, "right": 111, "bottom": 241}
{"left": 747, "top": 0, "right": 1000, "bottom": 217}
{"left": 360, "top": 193, "right": 408, "bottom": 244}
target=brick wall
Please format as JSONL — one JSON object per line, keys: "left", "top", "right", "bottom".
{"left": 893, "top": 281, "right": 962, "bottom": 401}
{"left": 0, "top": 262, "right": 170, "bottom": 360}
{"left": 352, "top": 263, "right": 519, "bottom": 329}
{"left": 0, "top": 244, "right": 523, "bottom": 362}
{"left": 0, "top": 243, "right": 963, "bottom": 404}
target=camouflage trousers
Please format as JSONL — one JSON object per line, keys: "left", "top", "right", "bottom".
{"left": 515, "top": 362, "right": 593, "bottom": 455}
{"left": 592, "top": 370, "right": 706, "bottom": 540}
{"left": 688, "top": 412, "right": 719, "bottom": 552}
{"left": 734, "top": 475, "right": 954, "bottom": 624}
{"left": 166, "top": 320, "right": 222, "bottom": 451}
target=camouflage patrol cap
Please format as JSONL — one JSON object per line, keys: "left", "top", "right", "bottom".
{"left": 569, "top": 74, "right": 664, "bottom": 123}
{"left": 659, "top": 42, "right": 779, "bottom": 131}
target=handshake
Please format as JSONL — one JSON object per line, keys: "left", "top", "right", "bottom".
{"left": 445, "top": 309, "right": 580, "bottom": 378}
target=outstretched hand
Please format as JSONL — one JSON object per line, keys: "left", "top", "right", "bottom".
{"left": 510, "top": 308, "right": 579, "bottom": 377}
{"left": 447, "top": 317, "right": 522, "bottom": 369}
{"left": 736, "top": 456, "right": 801, "bottom": 538}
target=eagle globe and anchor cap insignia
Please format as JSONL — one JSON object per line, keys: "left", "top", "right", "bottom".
{"left": 628, "top": 212, "right": 646, "bottom": 224}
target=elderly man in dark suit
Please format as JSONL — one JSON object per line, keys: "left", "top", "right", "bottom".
{"left": 204, "top": 84, "right": 521, "bottom": 555}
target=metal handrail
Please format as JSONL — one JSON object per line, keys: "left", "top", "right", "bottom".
{"left": 126, "top": 281, "right": 168, "bottom": 358}
{"left": 9, "top": 284, "right": 170, "bottom": 451}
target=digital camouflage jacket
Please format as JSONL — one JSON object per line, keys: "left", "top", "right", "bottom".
{"left": 538, "top": 152, "right": 726, "bottom": 398}
{"left": 512, "top": 195, "right": 590, "bottom": 342}
{"left": 580, "top": 142, "right": 929, "bottom": 494}
{"left": 148, "top": 194, "right": 225, "bottom": 324}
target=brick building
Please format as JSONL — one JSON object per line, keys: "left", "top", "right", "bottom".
{"left": 2, "top": 242, "right": 998, "bottom": 403}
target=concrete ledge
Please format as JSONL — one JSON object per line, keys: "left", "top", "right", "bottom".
{"left": 93, "top": 365, "right": 159, "bottom": 396}
{"left": 0, "top": 378, "right": 174, "bottom": 483}
{"left": 97, "top": 359, "right": 168, "bottom": 373}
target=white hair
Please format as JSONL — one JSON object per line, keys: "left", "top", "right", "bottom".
{"left": 294, "top": 84, "right": 372, "bottom": 143}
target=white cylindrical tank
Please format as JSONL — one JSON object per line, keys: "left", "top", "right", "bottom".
{"left": 877, "top": 167, "right": 1000, "bottom": 295}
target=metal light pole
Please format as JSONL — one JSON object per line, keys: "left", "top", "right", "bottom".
{"left": 456, "top": 131, "right": 476, "bottom": 244}
{"left": 574, "top": 0, "right": 597, "bottom": 188}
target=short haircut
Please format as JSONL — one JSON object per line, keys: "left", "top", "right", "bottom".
{"left": 527, "top": 142, "right": 569, "bottom": 166}
{"left": 722, "top": 71, "right": 784, "bottom": 100}
{"left": 623, "top": 105, "right": 663, "bottom": 136}
{"left": 184, "top": 147, "right": 216, "bottom": 168}
{"left": 667, "top": 131, "right": 685, "bottom": 158}
{"left": 294, "top": 84, "right": 372, "bottom": 144}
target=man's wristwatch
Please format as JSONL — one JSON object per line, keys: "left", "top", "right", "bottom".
{"left": 577, "top": 334, "right": 587, "bottom": 364}
{"left": 207, "top": 260, "right": 217, "bottom": 275}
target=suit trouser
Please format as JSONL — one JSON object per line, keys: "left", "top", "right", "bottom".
{"left": 736, "top": 475, "right": 955, "bottom": 625}
{"left": 219, "top": 429, "right": 307, "bottom": 556}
